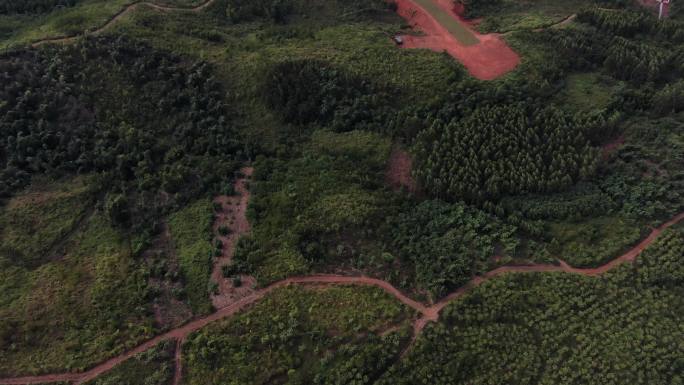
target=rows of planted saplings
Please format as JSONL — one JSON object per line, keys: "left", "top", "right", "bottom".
{"left": 377, "top": 227, "right": 684, "bottom": 385}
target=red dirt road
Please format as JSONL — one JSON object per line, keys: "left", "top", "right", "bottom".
{"left": 395, "top": 0, "right": 520, "bottom": 80}
{"left": 3, "top": 211, "right": 683, "bottom": 385}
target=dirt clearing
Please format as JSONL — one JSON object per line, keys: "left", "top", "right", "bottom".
{"left": 394, "top": 0, "right": 520, "bottom": 80}
{"left": 386, "top": 146, "right": 419, "bottom": 194}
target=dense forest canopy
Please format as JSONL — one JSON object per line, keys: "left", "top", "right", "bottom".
{"left": 263, "top": 58, "right": 396, "bottom": 132}
{"left": 0, "top": 36, "right": 242, "bottom": 231}
{"left": 0, "top": 0, "right": 78, "bottom": 14}
{"left": 414, "top": 104, "right": 598, "bottom": 203}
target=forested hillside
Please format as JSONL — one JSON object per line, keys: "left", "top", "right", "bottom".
{"left": 0, "top": 36, "right": 241, "bottom": 231}
{"left": 0, "top": 0, "right": 78, "bottom": 14}
{"left": 0, "top": 0, "right": 683, "bottom": 383}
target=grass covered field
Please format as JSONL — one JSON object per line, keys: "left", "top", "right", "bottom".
{"left": 82, "top": 341, "right": 175, "bottom": 385}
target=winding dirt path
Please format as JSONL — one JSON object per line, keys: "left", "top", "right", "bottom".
{"left": 30, "top": 0, "right": 220, "bottom": 47}
{"left": 2, "top": 210, "right": 683, "bottom": 385}
{"left": 210, "top": 167, "right": 257, "bottom": 309}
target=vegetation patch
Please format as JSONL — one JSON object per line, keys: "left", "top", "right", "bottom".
{"left": 0, "top": 208, "right": 154, "bottom": 376}
{"left": 0, "top": 176, "right": 93, "bottom": 269}
{"left": 83, "top": 340, "right": 175, "bottom": 385}
{"left": 414, "top": 103, "right": 599, "bottom": 204}
{"left": 183, "top": 285, "right": 414, "bottom": 385}
{"left": 378, "top": 227, "right": 684, "bottom": 385}
{"left": 168, "top": 199, "right": 214, "bottom": 314}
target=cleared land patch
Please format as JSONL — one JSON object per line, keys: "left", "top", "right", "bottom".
{"left": 395, "top": 0, "right": 520, "bottom": 79}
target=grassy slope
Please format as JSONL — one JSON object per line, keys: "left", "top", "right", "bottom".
{"left": 472, "top": 0, "right": 593, "bottom": 33}
{"left": 241, "top": 130, "right": 393, "bottom": 284}
{"left": 0, "top": 176, "right": 93, "bottom": 268}
{"left": 0, "top": 191, "right": 155, "bottom": 375}
{"left": 105, "top": 1, "right": 459, "bottom": 151}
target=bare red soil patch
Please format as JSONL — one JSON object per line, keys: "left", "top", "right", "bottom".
{"left": 394, "top": 0, "right": 520, "bottom": 80}
{"left": 210, "top": 166, "right": 257, "bottom": 310}
{"left": 602, "top": 135, "right": 625, "bottom": 158}
{"left": 386, "top": 146, "right": 419, "bottom": 193}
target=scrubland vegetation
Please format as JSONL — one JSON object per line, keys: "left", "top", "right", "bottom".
{"left": 183, "top": 286, "right": 413, "bottom": 385}
{"left": 0, "top": 0, "right": 683, "bottom": 382}
{"left": 83, "top": 341, "right": 175, "bottom": 385}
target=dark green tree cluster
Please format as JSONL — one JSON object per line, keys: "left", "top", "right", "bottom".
{"left": 414, "top": 104, "right": 598, "bottom": 203}
{"left": 385, "top": 200, "right": 518, "bottom": 298}
{"left": 0, "top": 36, "right": 241, "bottom": 230}
{"left": 456, "top": 0, "right": 502, "bottom": 19}
{"left": 604, "top": 37, "right": 672, "bottom": 83}
{"left": 263, "top": 59, "right": 395, "bottom": 132}
{"left": 224, "top": 0, "right": 293, "bottom": 24}
{"left": 499, "top": 182, "right": 618, "bottom": 222}
{"left": 0, "top": 0, "right": 76, "bottom": 14}
{"left": 652, "top": 80, "right": 684, "bottom": 115}
{"left": 576, "top": 8, "right": 653, "bottom": 37}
